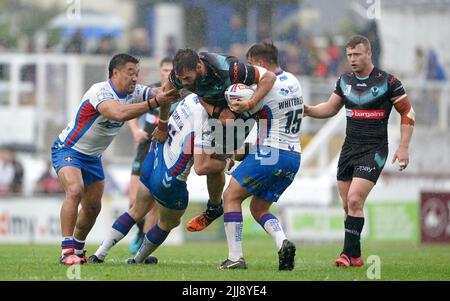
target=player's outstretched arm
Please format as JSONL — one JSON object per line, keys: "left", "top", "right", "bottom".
{"left": 97, "top": 99, "right": 156, "bottom": 122}
{"left": 304, "top": 93, "right": 344, "bottom": 119}
{"left": 97, "top": 88, "right": 177, "bottom": 122}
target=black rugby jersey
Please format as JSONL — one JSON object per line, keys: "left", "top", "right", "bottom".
{"left": 334, "top": 67, "right": 406, "bottom": 143}
{"left": 169, "top": 52, "right": 259, "bottom": 108}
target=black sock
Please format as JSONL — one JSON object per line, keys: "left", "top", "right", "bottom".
{"left": 343, "top": 215, "right": 365, "bottom": 258}
{"left": 136, "top": 220, "right": 145, "bottom": 236}
{"left": 205, "top": 199, "right": 224, "bottom": 220}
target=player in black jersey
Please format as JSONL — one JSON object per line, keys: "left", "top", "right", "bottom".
{"left": 305, "top": 35, "right": 415, "bottom": 268}
{"left": 165, "top": 48, "right": 276, "bottom": 117}
{"left": 158, "top": 49, "right": 276, "bottom": 232}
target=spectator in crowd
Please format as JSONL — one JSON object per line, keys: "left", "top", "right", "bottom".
{"left": 283, "top": 43, "right": 301, "bottom": 75}
{"left": 64, "top": 30, "right": 85, "bottom": 54}
{"left": 327, "top": 37, "right": 341, "bottom": 77}
{"left": 227, "top": 15, "right": 247, "bottom": 50}
{"left": 0, "top": 148, "right": 15, "bottom": 196}
{"left": 164, "top": 36, "right": 177, "bottom": 58}
{"left": 129, "top": 28, "right": 152, "bottom": 57}
{"left": 426, "top": 49, "right": 447, "bottom": 81}
{"left": 0, "top": 147, "right": 23, "bottom": 195}
{"left": 94, "top": 35, "right": 116, "bottom": 56}
{"left": 415, "top": 47, "right": 426, "bottom": 79}
{"left": 34, "top": 161, "right": 64, "bottom": 194}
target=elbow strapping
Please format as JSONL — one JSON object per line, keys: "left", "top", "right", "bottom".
{"left": 394, "top": 96, "right": 415, "bottom": 126}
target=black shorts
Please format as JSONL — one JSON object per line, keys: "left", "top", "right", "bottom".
{"left": 131, "top": 122, "right": 157, "bottom": 176}
{"left": 337, "top": 141, "right": 388, "bottom": 184}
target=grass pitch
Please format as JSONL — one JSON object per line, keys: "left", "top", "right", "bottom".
{"left": 1, "top": 238, "right": 449, "bottom": 281}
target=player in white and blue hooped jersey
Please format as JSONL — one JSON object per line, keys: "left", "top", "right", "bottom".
{"left": 218, "top": 42, "right": 303, "bottom": 270}
{"left": 89, "top": 93, "right": 237, "bottom": 264}
{"left": 51, "top": 54, "right": 178, "bottom": 265}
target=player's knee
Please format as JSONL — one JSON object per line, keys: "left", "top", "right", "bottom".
{"left": 223, "top": 187, "right": 239, "bottom": 205}
{"left": 249, "top": 203, "right": 265, "bottom": 221}
{"left": 159, "top": 217, "right": 180, "bottom": 231}
{"left": 129, "top": 206, "right": 147, "bottom": 222}
{"left": 66, "top": 183, "right": 84, "bottom": 201}
{"left": 347, "top": 193, "right": 364, "bottom": 211}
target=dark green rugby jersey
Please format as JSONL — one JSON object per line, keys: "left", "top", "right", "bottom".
{"left": 334, "top": 67, "right": 406, "bottom": 143}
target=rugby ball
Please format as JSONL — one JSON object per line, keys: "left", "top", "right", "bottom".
{"left": 224, "top": 83, "right": 263, "bottom": 117}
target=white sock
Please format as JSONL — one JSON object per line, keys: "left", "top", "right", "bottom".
{"left": 94, "top": 228, "right": 125, "bottom": 260}
{"left": 134, "top": 236, "right": 159, "bottom": 263}
{"left": 263, "top": 218, "right": 287, "bottom": 251}
{"left": 224, "top": 221, "right": 244, "bottom": 261}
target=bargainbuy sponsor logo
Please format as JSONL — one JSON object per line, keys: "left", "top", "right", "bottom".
{"left": 346, "top": 109, "right": 385, "bottom": 119}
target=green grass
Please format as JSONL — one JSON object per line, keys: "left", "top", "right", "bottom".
{"left": 1, "top": 239, "right": 449, "bottom": 281}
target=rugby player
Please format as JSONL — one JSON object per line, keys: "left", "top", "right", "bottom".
{"left": 304, "top": 35, "right": 415, "bottom": 268}
{"left": 51, "top": 53, "right": 177, "bottom": 265}
{"left": 127, "top": 57, "right": 180, "bottom": 254}
{"left": 164, "top": 48, "right": 277, "bottom": 231}
{"left": 88, "top": 93, "right": 236, "bottom": 264}
{"left": 214, "top": 42, "right": 303, "bottom": 270}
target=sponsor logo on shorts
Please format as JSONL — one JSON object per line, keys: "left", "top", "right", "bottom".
{"left": 175, "top": 200, "right": 184, "bottom": 209}
{"left": 356, "top": 166, "right": 376, "bottom": 173}
{"left": 64, "top": 156, "right": 73, "bottom": 163}
{"left": 346, "top": 109, "right": 385, "bottom": 119}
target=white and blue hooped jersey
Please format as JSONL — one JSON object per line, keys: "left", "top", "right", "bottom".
{"left": 162, "top": 94, "right": 212, "bottom": 182}
{"left": 58, "top": 80, "right": 152, "bottom": 157}
{"left": 256, "top": 70, "right": 303, "bottom": 153}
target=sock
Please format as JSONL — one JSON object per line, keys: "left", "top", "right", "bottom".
{"left": 61, "top": 236, "right": 74, "bottom": 256}
{"left": 259, "top": 213, "right": 287, "bottom": 251}
{"left": 73, "top": 237, "right": 85, "bottom": 255}
{"left": 94, "top": 212, "right": 136, "bottom": 260}
{"left": 205, "top": 199, "right": 224, "bottom": 220}
{"left": 224, "top": 211, "right": 244, "bottom": 261}
{"left": 343, "top": 215, "right": 365, "bottom": 258}
{"left": 134, "top": 224, "right": 169, "bottom": 263}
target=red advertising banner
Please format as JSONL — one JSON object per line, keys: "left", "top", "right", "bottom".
{"left": 420, "top": 192, "right": 450, "bottom": 243}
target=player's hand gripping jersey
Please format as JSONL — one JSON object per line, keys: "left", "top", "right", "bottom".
{"left": 58, "top": 80, "right": 152, "bottom": 156}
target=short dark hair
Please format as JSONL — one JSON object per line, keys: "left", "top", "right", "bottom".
{"left": 108, "top": 53, "right": 139, "bottom": 78}
{"left": 246, "top": 40, "right": 279, "bottom": 65}
{"left": 173, "top": 49, "right": 199, "bottom": 75}
{"left": 346, "top": 35, "right": 371, "bottom": 51}
{"left": 160, "top": 57, "right": 173, "bottom": 67}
